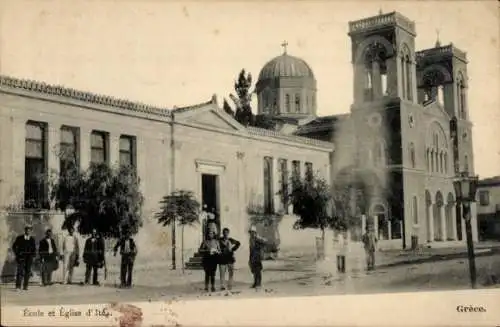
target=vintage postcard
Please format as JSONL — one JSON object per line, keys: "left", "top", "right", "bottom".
{"left": 1, "top": 0, "right": 499, "bottom": 326}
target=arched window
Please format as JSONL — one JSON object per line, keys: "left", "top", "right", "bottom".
{"left": 409, "top": 143, "right": 416, "bottom": 168}
{"left": 430, "top": 149, "right": 435, "bottom": 172}
{"left": 437, "top": 85, "right": 445, "bottom": 107}
{"left": 412, "top": 196, "right": 418, "bottom": 225}
{"left": 426, "top": 148, "right": 430, "bottom": 171}
{"left": 285, "top": 94, "right": 290, "bottom": 112}
{"left": 444, "top": 152, "right": 448, "bottom": 174}
{"left": 400, "top": 55, "right": 406, "bottom": 99}
{"left": 405, "top": 55, "right": 412, "bottom": 101}
{"left": 458, "top": 81, "right": 466, "bottom": 119}
{"left": 464, "top": 155, "right": 469, "bottom": 172}
{"left": 295, "top": 94, "right": 300, "bottom": 113}
{"left": 439, "top": 152, "right": 444, "bottom": 173}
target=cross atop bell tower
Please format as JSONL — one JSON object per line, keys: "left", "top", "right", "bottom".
{"left": 281, "top": 40, "right": 288, "bottom": 54}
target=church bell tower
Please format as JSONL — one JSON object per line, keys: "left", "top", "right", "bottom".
{"left": 349, "top": 11, "right": 417, "bottom": 106}
{"left": 416, "top": 42, "right": 474, "bottom": 175}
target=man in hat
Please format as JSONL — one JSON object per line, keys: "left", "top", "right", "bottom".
{"left": 362, "top": 225, "right": 378, "bottom": 271}
{"left": 248, "top": 225, "right": 267, "bottom": 289}
{"left": 38, "top": 229, "right": 59, "bottom": 286}
{"left": 83, "top": 228, "right": 105, "bottom": 285}
{"left": 12, "top": 225, "right": 37, "bottom": 290}
{"left": 113, "top": 228, "right": 137, "bottom": 288}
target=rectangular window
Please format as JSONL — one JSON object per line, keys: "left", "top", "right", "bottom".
{"left": 479, "top": 191, "right": 490, "bottom": 206}
{"left": 90, "top": 131, "right": 108, "bottom": 165}
{"left": 279, "top": 159, "right": 288, "bottom": 213}
{"left": 295, "top": 94, "right": 300, "bottom": 113}
{"left": 263, "top": 157, "right": 274, "bottom": 214}
{"left": 60, "top": 126, "right": 79, "bottom": 175}
{"left": 119, "top": 135, "right": 136, "bottom": 167}
{"left": 305, "top": 162, "right": 313, "bottom": 180}
{"left": 25, "top": 121, "right": 48, "bottom": 209}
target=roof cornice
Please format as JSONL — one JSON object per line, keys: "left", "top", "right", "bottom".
{"left": 0, "top": 75, "right": 172, "bottom": 118}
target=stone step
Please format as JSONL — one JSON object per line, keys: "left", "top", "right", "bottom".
{"left": 185, "top": 251, "right": 204, "bottom": 270}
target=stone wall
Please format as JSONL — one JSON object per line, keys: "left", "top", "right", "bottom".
{"left": 0, "top": 210, "right": 65, "bottom": 281}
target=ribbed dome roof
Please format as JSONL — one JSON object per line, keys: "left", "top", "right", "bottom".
{"left": 258, "top": 54, "right": 315, "bottom": 81}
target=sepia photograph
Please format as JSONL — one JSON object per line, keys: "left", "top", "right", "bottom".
{"left": 0, "top": 0, "right": 499, "bottom": 326}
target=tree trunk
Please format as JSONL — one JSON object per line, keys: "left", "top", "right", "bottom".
{"left": 181, "top": 224, "right": 185, "bottom": 274}
{"left": 171, "top": 219, "right": 176, "bottom": 270}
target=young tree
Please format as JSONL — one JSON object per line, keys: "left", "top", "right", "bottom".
{"left": 230, "top": 69, "right": 254, "bottom": 126}
{"left": 155, "top": 190, "right": 201, "bottom": 270}
{"left": 50, "top": 161, "right": 144, "bottom": 238}
{"left": 286, "top": 170, "right": 333, "bottom": 242}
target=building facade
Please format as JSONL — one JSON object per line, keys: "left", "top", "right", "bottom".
{"left": 260, "top": 11, "right": 478, "bottom": 248}
{"left": 0, "top": 75, "right": 333, "bottom": 266}
{"left": 477, "top": 176, "right": 500, "bottom": 240}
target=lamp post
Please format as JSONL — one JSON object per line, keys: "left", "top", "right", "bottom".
{"left": 453, "top": 171, "right": 479, "bottom": 289}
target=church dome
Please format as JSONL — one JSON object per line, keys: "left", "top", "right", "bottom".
{"left": 258, "top": 53, "right": 315, "bottom": 81}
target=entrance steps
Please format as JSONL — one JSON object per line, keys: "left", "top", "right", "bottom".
{"left": 185, "top": 251, "right": 203, "bottom": 270}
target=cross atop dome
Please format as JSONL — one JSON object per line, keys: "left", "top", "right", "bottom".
{"left": 435, "top": 28, "right": 441, "bottom": 47}
{"left": 281, "top": 40, "right": 288, "bottom": 54}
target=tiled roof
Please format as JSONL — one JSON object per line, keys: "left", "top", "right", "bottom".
{"left": 247, "top": 126, "right": 333, "bottom": 149}
{"left": 0, "top": 75, "right": 172, "bottom": 117}
{"left": 295, "top": 113, "right": 350, "bottom": 134}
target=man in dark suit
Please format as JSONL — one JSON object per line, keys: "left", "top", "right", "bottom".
{"left": 12, "top": 225, "right": 37, "bottom": 290}
{"left": 38, "top": 229, "right": 59, "bottom": 286}
{"left": 113, "top": 229, "right": 137, "bottom": 288}
{"left": 83, "top": 229, "right": 105, "bottom": 285}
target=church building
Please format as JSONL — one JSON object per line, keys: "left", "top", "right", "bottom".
{"left": 256, "top": 11, "right": 478, "bottom": 248}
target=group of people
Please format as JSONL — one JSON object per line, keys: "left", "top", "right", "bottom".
{"left": 199, "top": 223, "right": 267, "bottom": 292}
{"left": 12, "top": 225, "right": 138, "bottom": 291}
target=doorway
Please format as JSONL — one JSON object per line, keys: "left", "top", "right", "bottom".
{"left": 201, "top": 174, "right": 220, "bottom": 234}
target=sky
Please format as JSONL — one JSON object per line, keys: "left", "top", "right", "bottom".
{"left": 1, "top": 0, "right": 499, "bottom": 178}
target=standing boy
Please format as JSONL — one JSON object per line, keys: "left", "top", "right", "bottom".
{"left": 248, "top": 225, "right": 267, "bottom": 289}
{"left": 336, "top": 230, "right": 348, "bottom": 274}
{"left": 38, "top": 229, "right": 59, "bottom": 286}
{"left": 218, "top": 227, "right": 240, "bottom": 291}
{"left": 12, "top": 225, "right": 37, "bottom": 291}
{"left": 113, "top": 229, "right": 137, "bottom": 288}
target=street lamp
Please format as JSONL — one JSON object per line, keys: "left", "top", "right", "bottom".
{"left": 453, "top": 171, "right": 479, "bottom": 289}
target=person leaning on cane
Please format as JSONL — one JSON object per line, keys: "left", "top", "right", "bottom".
{"left": 114, "top": 229, "right": 137, "bottom": 288}
{"left": 62, "top": 226, "right": 80, "bottom": 284}
{"left": 12, "top": 225, "right": 37, "bottom": 291}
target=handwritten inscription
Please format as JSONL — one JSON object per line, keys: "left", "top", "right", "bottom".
{"left": 456, "top": 305, "right": 487, "bottom": 313}
{"left": 23, "top": 307, "right": 112, "bottom": 319}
